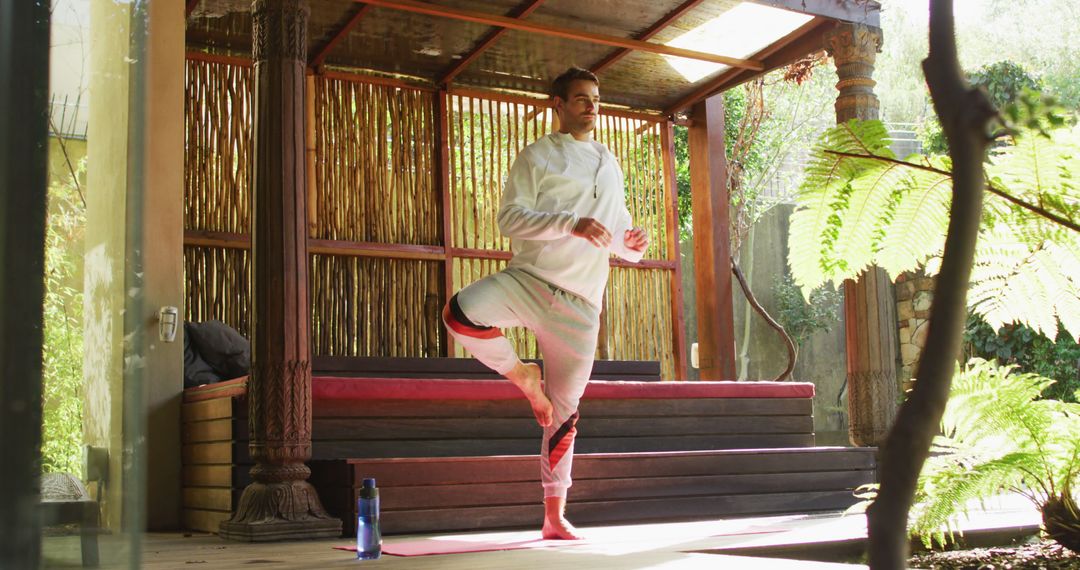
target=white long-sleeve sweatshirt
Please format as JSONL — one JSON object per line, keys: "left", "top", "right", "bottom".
{"left": 497, "top": 132, "right": 644, "bottom": 307}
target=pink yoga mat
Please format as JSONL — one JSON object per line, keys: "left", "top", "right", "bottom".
{"left": 333, "top": 525, "right": 787, "bottom": 557}
{"left": 334, "top": 537, "right": 581, "bottom": 557}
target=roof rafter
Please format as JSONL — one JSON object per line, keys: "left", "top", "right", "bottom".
{"left": 354, "top": 0, "right": 764, "bottom": 71}
{"left": 589, "top": 0, "right": 707, "bottom": 75}
{"left": 664, "top": 17, "right": 831, "bottom": 115}
{"left": 310, "top": 4, "right": 374, "bottom": 69}
{"left": 438, "top": 0, "right": 547, "bottom": 86}
{"left": 749, "top": 0, "right": 880, "bottom": 27}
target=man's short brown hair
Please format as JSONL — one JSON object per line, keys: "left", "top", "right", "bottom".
{"left": 551, "top": 67, "right": 599, "bottom": 101}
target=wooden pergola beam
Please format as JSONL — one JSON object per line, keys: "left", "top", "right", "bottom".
{"left": 664, "top": 17, "right": 831, "bottom": 115}
{"left": 310, "top": 4, "right": 373, "bottom": 68}
{"left": 750, "top": 0, "right": 879, "bottom": 27}
{"left": 355, "top": 0, "right": 764, "bottom": 70}
{"left": 589, "top": 0, "right": 707, "bottom": 75}
{"left": 438, "top": 0, "right": 547, "bottom": 86}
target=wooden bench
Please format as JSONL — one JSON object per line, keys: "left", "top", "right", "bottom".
{"left": 313, "top": 356, "right": 663, "bottom": 382}
{"left": 181, "top": 373, "right": 873, "bottom": 535}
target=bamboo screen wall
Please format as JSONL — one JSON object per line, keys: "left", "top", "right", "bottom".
{"left": 184, "top": 55, "right": 684, "bottom": 378}
{"left": 184, "top": 58, "right": 253, "bottom": 337}
{"left": 310, "top": 77, "right": 443, "bottom": 356}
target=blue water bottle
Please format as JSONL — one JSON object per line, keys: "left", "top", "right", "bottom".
{"left": 357, "top": 478, "right": 381, "bottom": 560}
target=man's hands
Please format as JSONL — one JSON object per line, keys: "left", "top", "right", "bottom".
{"left": 572, "top": 217, "right": 612, "bottom": 248}
{"left": 572, "top": 218, "right": 649, "bottom": 253}
{"left": 624, "top": 227, "right": 649, "bottom": 252}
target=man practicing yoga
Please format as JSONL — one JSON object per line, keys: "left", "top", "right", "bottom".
{"left": 442, "top": 66, "right": 649, "bottom": 540}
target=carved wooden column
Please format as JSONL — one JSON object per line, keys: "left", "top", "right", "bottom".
{"left": 219, "top": 0, "right": 341, "bottom": 541}
{"left": 825, "top": 23, "right": 900, "bottom": 447}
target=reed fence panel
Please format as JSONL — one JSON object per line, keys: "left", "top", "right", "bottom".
{"left": 311, "top": 255, "right": 444, "bottom": 357}
{"left": 595, "top": 115, "right": 668, "bottom": 261}
{"left": 448, "top": 94, "right": 553, "bottom": 252}
{"left": 605, "top": 267, "right": 676, "bottom": 380}
{"left": 184, "top": 245, "right": 251, "bottom": 338}
{"left": 313, "top": 77, "right": 439, "bottom": 245}
{"left": 184, "top": 58, "right": 252, "bottom": 234}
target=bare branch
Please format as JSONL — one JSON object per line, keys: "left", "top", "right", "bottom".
{"left": 47, "top": 115, "right": 85, "bottom": 209}
{"left": 868, "top": 0, "right": 998, "bottom": 567}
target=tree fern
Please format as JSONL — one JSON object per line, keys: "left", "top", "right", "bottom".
{"left": 990, "top": 125, "right": 1080, "bottom": 225}
{"left": 875, "top": 158, "right": 953, "bottom": 279}
{"left": 789, "top": 120, "right": 895, "bottom": 294}
{"left": 911, "top": 359, "right": 1080, "bottom": 549}
{"left": 789, "top": 118, "right": 1080, "bottom": 338}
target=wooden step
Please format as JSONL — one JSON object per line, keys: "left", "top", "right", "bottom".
{"left": 180, "top": 376, "right": 821, "bottom": 534}
{"left": 311, "top": 447, "right": 878, "bottom": 536}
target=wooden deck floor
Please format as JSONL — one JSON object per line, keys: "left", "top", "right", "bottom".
{"left": 41, "top": 497, "right": 1039, "bottom": 569}
{"left": 43, "top": 514, "right": 868, "bottom": 569}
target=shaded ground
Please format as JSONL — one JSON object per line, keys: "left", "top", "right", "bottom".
{"left": 908, "top": 539, "right": 1080, "bottom": 569}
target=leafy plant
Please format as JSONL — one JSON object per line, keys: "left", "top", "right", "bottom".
{"left": 788, "top": 116, "right": 1080, "bottom": 341}
{"left": 921, "top": 61, "right": 1045, "bottom": 155}
{"left": 772, "top": 275, "right": 842, "bottom": 350}
{"left": 970, "top": 61, "right": 1043, "bottom": 113}
{"left": 964, "top": 315, "right": 1080, "bottom": 403}
{"left": 40, "top": 157, "right": 85, "bottom": 474}
{"left": 911, "top": 358, "right": 1080, "bottom": 552}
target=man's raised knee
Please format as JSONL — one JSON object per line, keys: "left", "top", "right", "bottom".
{"left": 443, "top": 294, "right": 502, "bottom": 339}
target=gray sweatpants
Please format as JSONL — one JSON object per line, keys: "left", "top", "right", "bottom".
{"left": 442, "top": 267, "right": 600, "bottom": 498}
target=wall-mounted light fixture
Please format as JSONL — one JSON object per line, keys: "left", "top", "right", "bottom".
{"left": 158, "top": 306, "right": 179, "bottom": 342}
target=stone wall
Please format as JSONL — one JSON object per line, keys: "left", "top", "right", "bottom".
{"left": 895, "top": 272, "right": 935, "bottom": 392}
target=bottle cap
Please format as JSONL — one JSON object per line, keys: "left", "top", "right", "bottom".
{"left": 359, "top": 477, "right": 379, "bottom": 499}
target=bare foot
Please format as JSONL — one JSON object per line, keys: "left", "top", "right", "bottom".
{"left": 542, "top": 517, "right": 583, "bottom": 540}
{"left": 506, "top": 362, "right": 553, "bottom": 427}
{"left": 542, "top": 496, "right": 583, "bottom": 540}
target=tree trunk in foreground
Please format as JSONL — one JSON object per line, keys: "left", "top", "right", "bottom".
{"left": 866, "top": 1, "right": 997, "bottom": 568}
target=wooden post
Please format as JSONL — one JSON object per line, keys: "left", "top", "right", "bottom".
{"left": 688, "top": 96, "right": 736, "bottom": 380}
{"left": 824, "top": 23, "right": 900, "bottom": 447}
{"left": 219, "top": 0, "right": 340, "bottom": 540}
{"left": 661, "top": 121, "right": 688, "bottom": 380}
{"left": 436, "top": 89, "right": 455, "bottom": 356}
{"left": 0, "top": 0, "right": 49, "bottom": 564}
{"left": 141, "top": 0, "right": 187, "bottom": 530}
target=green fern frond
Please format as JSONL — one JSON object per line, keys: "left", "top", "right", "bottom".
{"left": 1040, "top": 240, "right": 1080, "bottom": 340}
{"left": 969, "top": 225, "right": 1080, "bottom": 338}
{"left": 790, "top": 120, "right": 911, "bottom": 294}
{"left": 875, "top": 163, "right": 953, "bottom": 279}
{"left": 913, "top": 359, "right": 1080, "bottom": 546}
{"left": 913, "top": 450, "right": 1033, "bottom": 545}
{"left": 789, "top": 119, "right": 1080, "bottom": 336}
{"left": 990, "top": 125, "right": 1080, "bottom": 223}
{"left": 829, "top": 161, "right": 914, "bottom": 280}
